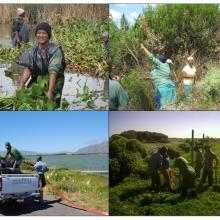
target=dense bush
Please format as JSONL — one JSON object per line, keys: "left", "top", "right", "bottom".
{"left": 120, "top": 69, "right": 155, "bottom": 110}
{"left": 178, "top": 143, "right": 191, "bottom": 153}
{"left": 109, "top": 135, "right": 148, "bottom": 186}
{"left": 143, "top": 4, "right": 220, "bottom": 59}
{"left": 121, "top": 130, "right": 169, "bottom": 143}
{"left": 196, "top": 67, "right": 220, "bottom": 103}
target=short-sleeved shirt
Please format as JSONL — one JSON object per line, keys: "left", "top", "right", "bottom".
{"left": 174, "top": 157, "right": 195, "bottom": 177}
{"left": 149, "top": 151, "right": 163, "bottom": 173}
{"left": 148, "top": 54, "right": 173, "bottom": 88}
{"left": 182, "top": 64, "right": 196, "bottom": 85}
{"left": 203, "top": 151, "right": 218, "bottom": 171}
{"left": 33, "top": 161, "right": 48, "bottom": 174}
{"left": 109, "top": 79, "right": 128, "bottom": 110}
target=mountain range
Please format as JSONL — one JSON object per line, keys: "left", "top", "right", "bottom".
{"left": 0, "top": 141, "right": 108, "bottom": 155}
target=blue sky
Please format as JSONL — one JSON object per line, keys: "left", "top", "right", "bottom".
{"left": 110, "top": 111, "right": 220, "bottom": 138}
{"left": 110, "top": 4, "right": 149, "bottom": 27}
{"left": 0, "top": 111, "right": 108, "bottom": 153}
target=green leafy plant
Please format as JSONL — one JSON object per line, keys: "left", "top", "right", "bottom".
{"left": 76, "top": 80, "right": 97, "bottom": 109}
{"left": 0, "top": 75, "right": 66, "bottom": 110}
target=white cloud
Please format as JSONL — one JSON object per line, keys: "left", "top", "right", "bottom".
{"left": 127, "top": 11, "right": 139, "bottom": 26}
{"left": 130, "top": 12, "right": 139, "bottom": 19}
{"left": 109, "top": 9, "right": 122, "bottom": 22}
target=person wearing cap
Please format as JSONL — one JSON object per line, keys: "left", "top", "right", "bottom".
{"left": 173, "top": 152, "right": 196, "bottom": 197}
{"left": 11, "top": 8, "right": 29, "bottom": 47}
{"left": 181, "top": 57, "right": 197, "bottom": 101}
{"left": 201, "top": 145, "right": 219, "bottom": 186}
{"left": 32, "top": 155, "right": 48, "bottom": 204}
{"left": 17, "top": 22, "right": 66, "bottom": 108}
{"left": 140, "top": 44, "right": 176, "bottom": 110}
{"left": 3, "top": 142, "right": 23, "bottom": 171}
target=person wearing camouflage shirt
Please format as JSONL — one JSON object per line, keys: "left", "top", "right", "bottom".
{"left": 17, "top": 22, "right": 66, "bottom": 107}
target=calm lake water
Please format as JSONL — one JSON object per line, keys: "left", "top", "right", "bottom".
{"left": 25, "top": 154, "right": 109, "bottom": 171}
{"left": 0, "top": 25, "right": 108, "bottom": 110}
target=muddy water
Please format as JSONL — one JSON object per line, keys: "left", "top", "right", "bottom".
{"left": 0, "top": 64, "right": 108, "bottom": 110}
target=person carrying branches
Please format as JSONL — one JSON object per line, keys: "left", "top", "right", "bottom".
{"left": 140, "top": 44, "right": 176, "bottom": 110}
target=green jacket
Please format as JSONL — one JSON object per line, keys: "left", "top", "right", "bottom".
{"left": 7, "top": 147, "right": 23, "bottom": 161}
{"left": 174, "top": 156, "right": 195, "bottom": 177}
{"left": 109, "top": 79, "right": 128, "bottom": 110}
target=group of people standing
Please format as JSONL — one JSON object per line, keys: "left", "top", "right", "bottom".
{"left": 141, "top": 44, "right": 197, "bottom": 110}
{"left": 108, "top": 42, "right": 197, "bottom": 111}
{"left": 149, "top": 144, "right": 219, "bottom": 198}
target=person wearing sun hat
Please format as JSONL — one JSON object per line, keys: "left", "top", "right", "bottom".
{"left": 181, "top": 56, "right": 197, "bottom": 101}
{"left": 11, "top": 8, "right": 29, "bottom": 47}
{"left": 17, "top": 22, "right": 66, "bottom": 108}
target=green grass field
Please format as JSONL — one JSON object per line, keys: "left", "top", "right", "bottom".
{"left": 110, "top": 139, "right": 220, "bottom": 215}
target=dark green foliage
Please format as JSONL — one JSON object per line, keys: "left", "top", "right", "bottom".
{"left": 178, "top": 143, "right": 191, "bottom": 153}
{"left": 0, "top": 76, "right": 63, "bottom": 110}
{"left": 109, "top": 137, "right": 220, "bottom": 216}
{"left": 144, "top": 4, "right": 220, "bottom": 59}
{"left": 120, "top": 69, "right": 155, "bottom": 110}
{"left": 121, "top": 130, "right": 169, "bottom": 143}
{"left": 53, "top": 19, "right": 108, "bottom": 77}
{"left": 120, "top": 13, "right": 129, "bottom": 31}
{"left": 109, "top": 134, "right": 148, "bottom": 186}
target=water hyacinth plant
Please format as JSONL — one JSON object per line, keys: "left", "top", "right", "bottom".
{"left": 0, "top": 75, "right": 66, "bottom": 110}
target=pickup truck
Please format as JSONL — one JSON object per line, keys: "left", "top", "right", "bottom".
{"left": 0, "top": 160, "right": 40, "bottom": 203}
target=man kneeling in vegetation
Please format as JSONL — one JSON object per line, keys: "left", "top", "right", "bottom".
{"left": 17, "top": 22, "right": 66, "bottom": 108}
{"left": 140, "top": 44, "right": 176, "bottom": 110}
